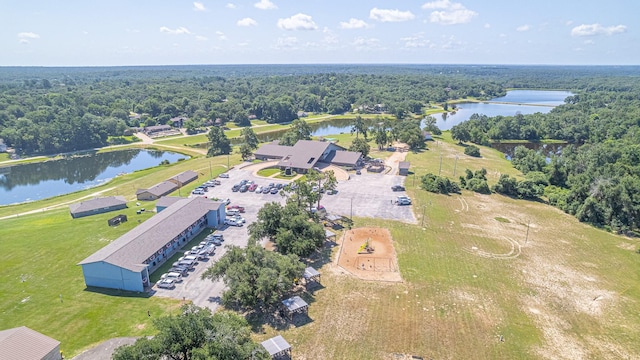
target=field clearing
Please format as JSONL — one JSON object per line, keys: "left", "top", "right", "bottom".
{"left": 252, "top": 134, "right": 640, "bottom": 359}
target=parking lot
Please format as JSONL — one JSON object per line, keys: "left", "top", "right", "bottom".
{"left": 152, "top": 162, "right": 416, "bottom": 308}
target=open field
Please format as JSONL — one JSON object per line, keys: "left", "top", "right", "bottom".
{"left": 250, "top": 134, "right": 640, "bottom": 359}
{"left": 3, "top": 130, "right": 640, "bottom": 359}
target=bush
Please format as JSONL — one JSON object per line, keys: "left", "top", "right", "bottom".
{"left": 464, "top": 144, "right": 481, "bottom": 157}
{"left": 421, "top": 173, "right": 460, "bottom": 194}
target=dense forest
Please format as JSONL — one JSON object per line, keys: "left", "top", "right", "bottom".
{"left": 2, "top": 64, "right": 640, "bottom": 231}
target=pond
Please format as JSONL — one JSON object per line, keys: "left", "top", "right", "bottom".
{"left": 233, "top": 89, "right": 574, "bottom": 145}
{"left": 0, "top": 149, "right": 187, "bottom": 205}
{"left": 428, "top": 90, "right": 574, "bottom": 131}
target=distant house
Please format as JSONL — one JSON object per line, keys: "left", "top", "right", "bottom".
{"left": 136, "top": 181, "right": 178, "bottom": 201}
{"left": 422, "top": 131, "right": 433, "bottom": 141}
{"left": 79, "top": 197, "right": 226, "bottom": 292}
{"left": 168, "top": 170, "right": 198, "bottom": 187}
{"left": 69, "top": 196, "right": 127, "bottom": 219}
{"left": 254, "top": 140, "right": 363, "bottom": 174}
{"left": 297, "top": 111, "right": 308, "bottom": 118}
{"left": 399, "top": 161, "right": 410, "bottom": 176}
{"left": 169, "top": 116, "right": 187, "bottom": 128}
{"left": 0, "top": 139, "right": 6, "bottom": 153}
{"left": 0, "top": 326, "right": 62, "bottom": 360}
{"left": 248, "top": 114, "right": 257, "bottom": 120}
{"left": 144, "top": 125, "right": 172, "bottom": 135}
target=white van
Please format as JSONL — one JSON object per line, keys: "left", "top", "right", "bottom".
{"left": 161, "top": 272, "right": 183, "bottom": 283}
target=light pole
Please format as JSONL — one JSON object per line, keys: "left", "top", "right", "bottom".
{"left": 227, "top": 153, "right": 230, "bottom": 169}
{"left": 421, "top": 205, "right": 426, "bottom": 227}
{"left": 438, "top": 153, "right": 443, "bottom": 176}
{"left": 453, "top": 155, "right": 458, "bottom": 177}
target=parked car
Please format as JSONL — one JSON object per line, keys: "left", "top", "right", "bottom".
{"left": 310, "top": 205, "right": 326, "bottom": 214}
{"left": 239, "top": 179, "right": 248, "bottom": 186}
{"left": 234, "top": 215, "right": 246, "bottom": 224}
{"left": 255, "top": 185, "right": 264, "bottom": 193}
{"left": 232, "top": 184, "right": 240, "bottom": 192}
{"left": 248, "top": 183, "right": 258, "bottom": 192}
{"left": 326, "top": 189, "right": 337, "bottom": 195}
{"left": 157, "top": 279, "right": 175, "bottom": 289}
{"left": 276, "top": 183, "right": 284, "bottom": 190}
{"left": 223, "top": 198, "right": 231, "bottom": 205}
{"left": 226, "top": 209, "right": 240, "bottom": 216}
{"left": 270, "top": 187, "right": 279, "bottom": 194}
{"left": 211, "top": 238, "right": 223, "bottom": 246}
{"left": 212, "top": 179, "right": 221, "bottom": 185}
{"left": 356, "top": 169, "right": 362, "bottom": 175}
{"left": 262, "top": 186, "right": 271, "bottom": 194}
{"left": 161, "top": 272, "right": 183, "bottom": 283}
{"left": 169, "top": 266, "right": 189, "bottom": 275}
{"left": 224, "top": 218, "right": 243, "bottom": 227}
{"left": 391, "top": 185, "right": 406, "bottom": 192}
{"left": 396, "top": 196, "right": 412, "bottom": 205}
{"left": 219, "top": 173, "right": 229, "bottom": 178}
{"left": 227, "top": 205, "right": 245, "bottom": 213}
{"left": 239, "top": 185, "right": 249, "bottom": 193}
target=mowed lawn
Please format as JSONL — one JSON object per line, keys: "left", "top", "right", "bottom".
{"left": 0, "top": 151, "right": 241, "bottom": 357}
{"left": 253, "top": 134, "right": 640, "bottom": 359}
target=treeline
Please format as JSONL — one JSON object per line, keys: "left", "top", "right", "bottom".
{"left": 445, "top": 73, "right": 640, "bottom": 232}
{"left": 0, "top": 66, "right": 510, "bottom": 155}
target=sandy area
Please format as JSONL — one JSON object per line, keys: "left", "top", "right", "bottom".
{"left": 335, "top": 227, "right": 402, "bottom": 282}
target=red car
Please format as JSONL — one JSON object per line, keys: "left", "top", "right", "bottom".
{"left": 248, "top": 183, "right": 258, "bottom": 192}
{"left": 226, "top": 204, "right": 245, "bottom": 213}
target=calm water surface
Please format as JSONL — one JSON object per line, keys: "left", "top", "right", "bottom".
{"left": 0, "top": 149, "right": 186, "bottom": 205}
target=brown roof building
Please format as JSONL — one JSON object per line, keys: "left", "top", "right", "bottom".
{"left": 136, "top": 181, "right": 178, "bottom": 201}
{"left": 168, "top": 170, "right": 198, "bottom": 187}
{"left": 0, "top": 326, "right": 61, "bottom": 360}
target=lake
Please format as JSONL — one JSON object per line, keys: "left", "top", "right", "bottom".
{"left": 241, "top": 89, "right": 574, "bottom": 144}
{"left": 0, "top": 149, "right": 187, "bottom": 205}
{"left": 431, "top": 90, "right": 574, "bottom": 130}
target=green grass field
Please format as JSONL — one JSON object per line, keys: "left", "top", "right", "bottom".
{"left": 256, "top": 168, "right": 280, "bottom": 177}
{"left": 2, "top": 132, "right": 640, "bottom": 359}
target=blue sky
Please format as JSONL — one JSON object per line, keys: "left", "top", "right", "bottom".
{"left": 2, "top": 0, "right": 637, "bottom": 66}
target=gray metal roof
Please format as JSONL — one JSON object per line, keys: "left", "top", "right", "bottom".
{"left": 79, "top": 197, "right": 224, "bottom": 272}
{"left": 323, "top": 150, "right": 362, "bottom": 166}
{"left": 136, "top": 181, "right": 178, "bottom": 197}
{"left": 277, "top": 140, "right": 330, "bottom": 170}
{"left": 325, "top": 229, "right": 336, "bottom": 238}
{"left": 304, "top": 267, "right": 320, "bottom": 280}
{"left": 156, "top": 196, "right": 184, "bottom": 208}
{"left": 254, "top": 142, "right": 291, "bottom": 159}
{"left": 69, "top": 196, "right": 127, "bottom": 214}
{"left": 261, "top": 335, "right": 291, "bottom": 356}
{"left": 169, "top": 170, "right": 198, "bottom": 185}
{"left": 399, "top": 161, "right": 410, "bottom": 169}
{"left": 282, "top": 296, "right": 308, "bottom": 312}
{"left": 0, "top": 326, "right": 60, "bottom": 360}
{"left": 145, "top": 125, "right": 172, "bottom": 132}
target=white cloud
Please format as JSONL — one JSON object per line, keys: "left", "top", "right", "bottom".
{"left": 196, "top": 35, "right": 208, "bottom": 41}
{"left": 237, "top": 17, "right": 258, "bottom": 27}
{"left": 516, "top": 24, "right": 530, "bottom": 32}
{"left": 422, "top": 0, "right": 477, "bottom": 25}
{"left": 340, "top": 18, "right": 369, "bottom": 29}
{"left": 193, "top": 2, "right": 207, "bottom": 11}
{"left": 226, "top": 3, "right": 236, "bottom": 9}
{"left": 322, "top": 27, "right": 339, "bottom": 45}
{"left": 17, "top": 32, "right": 40, "bottom": 39}
{"left": 255, "top": 0, "right": 277, "bottom": 10}
{"left": 274, "top": 36, "right": 298, "bottom": 49}
{"left": 499, "top": 33, "right": 507, "bottom": 38}
{"left": 277, "top": 13, "right": 318, "bottom": 31}
{"left": 159, "top": 26, "right": 192, "bottom": 35}
{"left": 352, "top": 36, "right": 384, "bottom": 51}
{"left": 584, "top": 39, "right": 595, "bottom": 45}
{"left": 369, "top": 8, "right": 415, "bottom": 22}
{"left": 484, "top": 23, "right": 491, "bottom": 29}
{"left": 565, "top": 20, "right": 573, "bottom": 26}
{"left": 216, "top": 31, "right": 227, "bottom": 40}
{"left": 571, "top": 23, "right": 627, "bottom": 37}
{"left": 400, "top": 34, "right": 431, "bottom": 48}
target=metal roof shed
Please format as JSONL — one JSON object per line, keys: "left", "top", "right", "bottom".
{"left": 303, "top": 267, "right": 321, "bottom": 284}
{"left": 281, "top": 296, "right": 309, "bottom": 320}
{"left": 261, "top": 335, "right": 291, "bottom": 358}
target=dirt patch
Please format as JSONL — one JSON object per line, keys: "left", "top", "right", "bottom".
{"left": 336, "top": 227, "right": 402, "bottom": 282}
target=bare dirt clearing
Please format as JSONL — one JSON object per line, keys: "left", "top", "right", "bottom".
{"left": 336, "top": 227, "right": 402, "bottom": 282}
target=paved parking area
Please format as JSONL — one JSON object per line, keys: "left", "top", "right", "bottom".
{"left": 152, "top": 163, "right": 416, "bottom": 307}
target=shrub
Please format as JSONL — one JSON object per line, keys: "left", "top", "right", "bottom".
{"left": 464, "top": 144, "right": 481, "bottom": 157}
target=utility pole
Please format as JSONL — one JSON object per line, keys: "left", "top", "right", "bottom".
{"left": 421, "top": 205, "right": 426, "bottom": 227}
{"left": 350, "top": 198, "right": 353, "bottom": 221}
{"left": 227, "top": 153, "right": 230, "bottom": 169}
{"left": 453, "top": 155, "right": 458, "bottom": 177}
{"left": 438, "top": 153, "right": 443, "bottom": 176}
{"left": 525, "top": 219, "right": 531, "bottom": 245}
{"left": 209, "top": 160, "right": 212, "bottom": 179}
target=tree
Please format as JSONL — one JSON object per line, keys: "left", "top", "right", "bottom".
{"left": 280, "top": 119, "right": 312, "bottom": 146}
{"left": 422, "top": 115, "right": 442, "bottom": 135}
{"left": 239, "top": 143, "right": 253, "bottom": 161}
{"left": 201, "top": 245, "right": 304, "bottom": 310}
{"left": 350, "top": 115, "right": 368, "bottom": 139}
{"left": 241, "top": 127, "right": 259, "bottom": 150}
{"left": 207, "top": 126, "right": 231, "bottom": 156}
{"left": 451, "top": 124, "right": 471, "bottom": 143}
{"left": 349, "top": 137, "right": 370, "bottom": 158}
{"left": 464, "top": 144, "right": 481, "bottom": 157}
{"left": 374, "top": 122, "right": 389, "bottom": 150}
{"left": 113, "top": 304, "right": 269, "bottom": 360}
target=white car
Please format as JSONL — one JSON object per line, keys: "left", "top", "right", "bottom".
{"left": 224, "top": 218, "right": 243, "bottom": 227}
{"left": 234, "top": 215, "right": 246, "bottom": 224}
{"left": 161, "top": 272, "right": 183, "bottom": 283}
{"left": 219, "top": 173, "right": 229, "bottom": 178}
{"left": 157, "top": 279, "right": 175, "bottom": 289}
